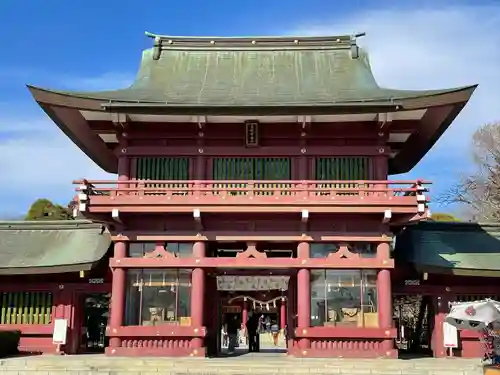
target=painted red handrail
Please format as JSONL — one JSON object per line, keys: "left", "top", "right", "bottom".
{"left": 74, "top": 179, "right": 431, "bottom": 185}
{"left": 73, "top": 180, "right": 430, "bottom": 197}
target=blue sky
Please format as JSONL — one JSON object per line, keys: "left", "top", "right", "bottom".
{"left": 0, "top": 0, "right": 499, "bottom": 217}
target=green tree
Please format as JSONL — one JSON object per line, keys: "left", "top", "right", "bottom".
{"left": 430, "top": 212, "right": 460, "bottom": 222}
{"left": 25, "top": 199, "right": 73, "bottom": 221}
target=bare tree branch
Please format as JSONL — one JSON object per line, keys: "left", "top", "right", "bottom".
{"left": 439, "top": 122, "right": 500, "bottom": 221}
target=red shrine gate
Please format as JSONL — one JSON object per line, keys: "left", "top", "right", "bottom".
{"left": 23, "top": 32, "right": 476, "bottom": 358}
{"left": 99, "top": 239, "right": 397, "bottom": 357}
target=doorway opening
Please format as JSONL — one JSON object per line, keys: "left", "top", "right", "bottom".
{"left": 393, "top": 295, "right": 434, "bottom": 358}
{"left": 216, "top": 287, "right": 289, "bottom": 357}
{"left": 80, "top": 293, "right": 110, "bottom": 353}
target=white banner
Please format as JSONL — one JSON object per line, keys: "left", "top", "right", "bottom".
{"left": 52, "top": 318, "right": 68, "bottom": 345}
{"left": 443, "top": 322, "right": 458, "bottom": 348}
{"left": 216, "top": 276, "right": 289, "bottom": 291}
{"left": 445, "top": 299, "right": 500, "bottom": 331}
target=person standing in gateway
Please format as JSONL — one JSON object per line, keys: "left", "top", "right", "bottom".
{"left": 226, "top": 315, "right": 240, "bottom": 354}
{"left": 246, "top": 313, "right": 259, "bottom": 352}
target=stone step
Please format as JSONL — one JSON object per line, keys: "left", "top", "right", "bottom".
{"left": 0, "top": 367, "right": 482, "bottom": 373}
{"left": 0, "top": 357, "right": 483, "bottom": 375}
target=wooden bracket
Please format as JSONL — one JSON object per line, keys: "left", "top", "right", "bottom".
{"left": 383, "top": 209, "right": 392, "bottom": 224}
{"left": 327, "top": 244, "right": 360, "bottom": 260}
{"left": 144, "top": 243, "right": 177, "bottom": 259}
{"left": 377, "top": 112, "right": 393, "bottom": 132}
{"left": 193, "top": 209, "right": 203, "bottom": 231}
{"left": 300, "top": 209, "right": 309, "bottom": 232}
{"left": 111, "top": 113, "right": 129, "bottom": 129}
{"left": 390, "top": 212, "right": 427, "bottom": 226}
{"left": 193, "top": 116, "right": 206, "bottom": 129}
{"left": 298, "top": 115, "right": 311, "bottom": 131}
{"left": 236, "top": 242, "right": 267, "bottom": 259}
{"left": 111, "top": 208, "right": 123, "bottom": 224}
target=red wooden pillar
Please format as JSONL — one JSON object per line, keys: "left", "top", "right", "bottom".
{"left": 242, "top": 298, "right": 248, "bottom": 329}
{"left": 297, "top": 242, "right": 311, "bottom": 350}
{"left": 280, "top": 297, "right": 286, "bottom": 330}
{"left": 433, "top": 294, "right": 451, "bottom": 358}
{"left": 190, "top": 242, "right": 206, "bottom": 350}
{"left": 117, "top": 135, "right": 130, "bottom": 189}
{"left": 108, "top": 241, "right": 127, "bottom": 351}
{"left": 108, "top": 148, "right": 129, "bottom": 353}
{"left": 53, "top": 288, "right": 74, "bottom": 354}
{"left": 377, "top": 242, "right": 393, "bottom": 354}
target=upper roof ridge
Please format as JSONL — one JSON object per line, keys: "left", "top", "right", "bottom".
{"left": 145, "top": 31, "right": 365, "bottom": 44}
{"left": 145, "top": 32, "right": 366, "bottom": 60}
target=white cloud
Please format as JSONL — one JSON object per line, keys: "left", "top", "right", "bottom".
{"left": 59, "top": 72, "right": 136, "bottom": 91}
{"left": 0, "top": 118, "right": 114, "bottom": 216}
{"left": 0, "top": 68, "right": 135, "bottom": 92}
{"left": 294, "top": 4, "right": 500, "bottom": 145}
{"left": 292, "top": 4, "right": 500, "bottom": 211}
{"left": 0, "top": 71, "right": 132, "bottom": 216}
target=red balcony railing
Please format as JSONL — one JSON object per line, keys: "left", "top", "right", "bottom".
{"left": 73, "top": 179, "right": 430, "bottom": 214}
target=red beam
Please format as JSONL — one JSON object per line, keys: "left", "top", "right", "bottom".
{"left": 121, "top": 146, "right": 391, "bottom": 157}
{"left": 109, "top": 256, "right": 394, "bottom": 269}
{"left": 111, "top": 231, "right": 393, "bottom": 242}
{"left": 460, "top": 330, "right": 480, "bottom": 339}
{"left": 289, "top": 347, "right": 398, "bottom": 358}
{"left": 88, "top": 120, "right": 419, "bottom": 137}
{"left": 106, "top": 346, "right": 205, "bottom": 357}
{"left": 88, "top": 204, "right": 419, "bottom": 214}
{"left": 294, "top": 327, "right": 397, "bottom": 339}
{"left": 0, "top": 324, "right": 53, "bottom": 335}
{"left": 107, "top": 325, "right": 206, "bottom": 337}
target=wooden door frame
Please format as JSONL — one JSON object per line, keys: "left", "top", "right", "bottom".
{"left": 72, "top": 284, "right": 112, "bottom": 354}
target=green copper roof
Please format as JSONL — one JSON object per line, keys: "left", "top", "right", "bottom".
{"left": 395, "top": 222, "right": 500, "bottom": 275}
{"left": 40, "top": 34, "right": 471, "bottom": 108}
{"left": 0, "top": 220, "right": 111, "bottom": 275}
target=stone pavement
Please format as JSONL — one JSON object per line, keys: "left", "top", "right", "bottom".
{"left": 0, "top": 354, "right": 484, "bottom": 375}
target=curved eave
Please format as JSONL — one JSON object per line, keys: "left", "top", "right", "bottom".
{"left": 27, "top": 84, "right": 476, "bottom": 113}
{"left": 28, "top": 85, "right": 118, "bottom": 174}
{"left": 28, "top": 83, "right": 477, "bottom": 175}
{"left": 389, "top": 84, "right": 478, "bottom": 174}
{"left": 413, "top": 265, "right": 500, "bottom": 278}
{"left": 0, "top": 261, "right": 100, "bottom": 275}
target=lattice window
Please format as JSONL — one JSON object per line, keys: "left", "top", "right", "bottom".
{"left": 134, "top": 157, "right": 190, "bottom": 195}
{"left": 0, "top": 292, "right": 53, "bottom": 324}
{"left": 212, "top": 157, "right": 292, "bottom": 196}
{"left": 315, "top": 157, "right": 371, "bottom": 196}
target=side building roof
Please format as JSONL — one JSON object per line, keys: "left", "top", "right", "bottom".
{"left": 395, "top": 221, "right": 500, "bottom": 277}
{"left": 0, "top": 220, "right": 112, "bottom": 275}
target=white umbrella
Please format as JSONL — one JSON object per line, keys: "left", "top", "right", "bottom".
{"left": 445, "top": 299, "right": 500, "bottom": 331}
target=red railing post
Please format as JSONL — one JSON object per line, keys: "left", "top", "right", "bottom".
{"left": 193, "top": 180, "right": 201, "bottom": 198}
{"left": 138, "top": 181, "right": 145, "bottom": 196}
{"left": 301, "top": 180, "right": 309, "bottom": 198}
{"left": 248, "top": 181, "right": 255, "bottom": 197}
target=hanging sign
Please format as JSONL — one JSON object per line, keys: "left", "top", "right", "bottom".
{"left": 404, "top": 279, "right": 420, "bottom": 286}
{"left": 52, "top": 319, "right": 68, "bottom": 345}
{"left": 443, "top": 322, "right": 458, "bottom": 348}
{"left": 216, "top": 276, "right": 289, "bottom": 291}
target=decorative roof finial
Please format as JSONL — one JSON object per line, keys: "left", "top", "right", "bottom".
{"left": 350, "top": 32, "right": 366, "bottom": 60}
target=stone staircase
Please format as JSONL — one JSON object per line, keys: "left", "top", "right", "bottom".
{"left": 0, "top": 355, "right": 483, "bottom": 375}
